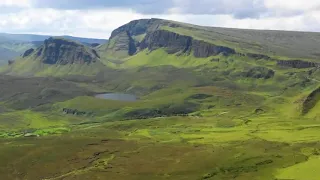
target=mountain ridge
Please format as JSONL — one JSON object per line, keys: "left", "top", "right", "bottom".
{"left": 3, "top": 18, "right": 320, "bottom": 77}
{"left": 104, "top": 18, "right": 320, "bottom": 62}
{"left": 0, "top": 33, "right": 108, "bottom": 64}
{"left": 0, "top": 33, "right": 107, "bottom": 44}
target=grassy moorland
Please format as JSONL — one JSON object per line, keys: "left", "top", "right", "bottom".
{"left": 0, "top": 62, "right": 318, "bottom": 179}
{"left": 0, "top": 18, "right": 319, "bottom": 180}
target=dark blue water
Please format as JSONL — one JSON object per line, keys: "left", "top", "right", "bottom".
{"left": 95, "top": 93, "right": 137, "bottom": 102}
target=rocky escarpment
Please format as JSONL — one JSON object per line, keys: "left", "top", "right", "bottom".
{"left": 29, "top": 37, "right": 99, "bottom": 65}
{"left": 63, "top": 108, "right": 93, "bottom": 116}
{"left": 140, "top": 30, "right": 236, "bottom": 57}
{"left": 246, "top": 53, "right": 271, "bottom": 60}
{"left": 140, "top": 30, "right": 192, "bottom": 54}
{"left": 108, "top": 31, "right": 137, "bottom": 56}
{"left": 277, "top": 60, "right": 320, "bottom": 69}
{"left": 302, "top": 87, "right": 320, "bottom": 115}
{"left": 192, "top": 40, "right": 235, "bottom": 57}
{"left": 105, "top": 19, "right": 236, "bottom": 59}
{"left": 110, "top": 18, "right": 165, "bottom": 39}
{"left": 22, "top": 48, "right": 34, "bottom": 58}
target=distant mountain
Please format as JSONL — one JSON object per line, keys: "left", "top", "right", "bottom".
{"left": 25, "top": 37, "right": 100, "bottom": 65}
{"left": 101, "top": 18, "right": 320, "bottom": 61}
{"left": 0, "top": 33, "right": 107, "bottom": 65}
{"left": 0, "top": 33, "right": 107, "bottom": 44}
{"left": 2, "top": 37, "right": 105, "bottom": 76}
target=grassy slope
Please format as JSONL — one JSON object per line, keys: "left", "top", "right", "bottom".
{"left": 1, "top": 46, "right": 319, "bottom": 180}
{"left": 2, "top": 59, "right": 105, "bottom": 77}
{"left": 0, "top": 19, "right": 319, "bottom": 179}
{"left": 161, "top": 24, "right": 320, "bottom": 61}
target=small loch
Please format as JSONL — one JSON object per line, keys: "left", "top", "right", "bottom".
{"left": 94, "top": 93, "right": 137, "bottom": 102}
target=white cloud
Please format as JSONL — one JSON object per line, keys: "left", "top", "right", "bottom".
{"left": 0, "top": 0, "right": 31, "bottom": 7}
{"left": 0, "top": 0, "right": 319, "bottom": 38}
{"left": 0, "top": 8, "right": 188, "bottom": 38}
{"left": 264, "top": 0, "right": 320, "bottom": 11}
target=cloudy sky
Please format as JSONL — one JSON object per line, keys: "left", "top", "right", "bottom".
{"left": 0, "top": 0, "right": 319, "bottom": 38}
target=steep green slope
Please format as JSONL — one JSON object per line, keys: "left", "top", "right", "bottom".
{"left": 0, "top": 42, "right": 41, "bottom": 65}
{"left": 99, "top": 19, "right": 320, "bottom": 71}
{"left": 98, "top": 31, "right": 136, "bottom": 61}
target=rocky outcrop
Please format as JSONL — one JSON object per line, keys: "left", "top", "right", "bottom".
{"left": 192, "top": 40, "right": 235, "bottom": 57}
{"left": 99, "top": 31, "right": 137, "bottom": 58}
{"left": 111, "top": 31, "right": 137, "bottom": 55}
{"left": 22, "top": 48, "right": 34, "bottom": 57}
{"left": 188, "top": 94, "right": 213, "bottom": 99}
{"left": 62, "top": 108, "right": 93, "bottom": 116}
{"left": 140, "top": 30, "right": 192, "bottom": 54}
{"left": 277, "top": 60, "right": 320, "bottom": 69}
{"left": 109, "top": 19, "right": 236, "bottom": 58}
{"left": 124, "top": 102, "right": 199, "bottom": 119}
{"left": 246, "top": 53, "right": 271, "bottom": 60}
{"left": 8, "top": 60, "right": 14, "bottom": 65}
{"left": 302, "top": 87, "right": 320, "bottom": 115}
{"left": 245, "top": 67, "right": 275, "bottom": 79}
{"left": 33, "top": 37, "right": 99, "bottom": 65}
{"left": 140, "top": 30, "right": 236, "bottom": 57}
{"left": 110, "top": 18, "right": 164, "bottom": 39}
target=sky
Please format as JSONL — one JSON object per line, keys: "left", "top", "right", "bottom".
{"left": 0, "top": 0, "right": 319, "bottom": 39}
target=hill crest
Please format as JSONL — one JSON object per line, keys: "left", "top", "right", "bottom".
{"left": 23, "top": 37, "right": 100, "bottom": 65}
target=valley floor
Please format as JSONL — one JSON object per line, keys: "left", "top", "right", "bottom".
{"left": 0, "top": 61, "right": 318, "bottom": 179}
{"left": 1, "top": 114, "right": 320, "bottom": 180}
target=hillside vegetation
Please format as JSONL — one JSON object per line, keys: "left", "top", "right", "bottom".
{"left": 0, "top": 18, "right": 319, "bottom": 180}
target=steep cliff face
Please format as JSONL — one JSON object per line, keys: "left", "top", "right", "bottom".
{"left": 32, "top": 37, "right": 99, "bottom": 65}
{"left": 246, "top": 53, "right": 271, "bottom": 60}
{"left": 302, "top": 87, "right": 320, "bottom": 115}
{"left": 110, "top": 18, "right": 165, "bottom": 39}
{"left": 22, "top": 48, "right": 34, "bottom": 58}
{"left": 103, "top": 19, "right": 237, "bottom": 59}
{"left": 100, "top": 19, "right": 163, "bottom": 59}
{"left": 100, "top": 31, "right": 137, "bottom": 58}
{"left": 192, "top": 40, "right": 235, "bottom": 57}
{"left": 140, "top": 30, "right": 192, "bottom": 54}
{"left": 140, "top": 30, "right": 235, "bottom": 57}
{"left": 277, "top": 60, "right": 320, "bottom": 68}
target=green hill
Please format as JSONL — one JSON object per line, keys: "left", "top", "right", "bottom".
{"left": 0, "top": 18, "right": 319, "bottom": 180}
{"left": 102, "top": 18, "right": 320, "bottom": 61}
{"left": 0, "top": 33, "right": 107, "bottom": 65}
{"left": 2, "top": 37, "right": 105, "bottom": 76}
